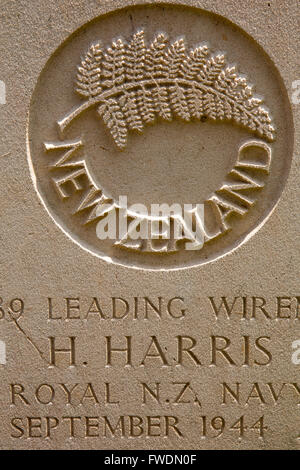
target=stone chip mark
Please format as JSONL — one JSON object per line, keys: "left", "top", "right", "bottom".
{"left": 0, "top": 340, "right": 6, "bottom": 364}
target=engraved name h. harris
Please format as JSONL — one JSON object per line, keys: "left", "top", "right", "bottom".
{"left": 46, "top": 334, "right": 272, "bottom": 368}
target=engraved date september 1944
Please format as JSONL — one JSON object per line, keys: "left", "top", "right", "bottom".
{"left": 6, "top": 379, "right": 300, "bottom": 439}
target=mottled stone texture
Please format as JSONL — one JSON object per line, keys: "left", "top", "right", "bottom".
{"left": 0, "top": 0, "right": 299, "bottom": 450}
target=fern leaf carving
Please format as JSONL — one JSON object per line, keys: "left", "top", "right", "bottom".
{"left": 182, "top": 45, "right": 209, "bottom": 80}
{"left": 126, "top": 30, "right": 146, "bottom": 82}
{"left": 153, "top": 86, "right": 172, "bottom": 121}
{"left": 67, "top": 29, "right": 276, "bottom": 149}
{"left": 137, "top": 86, "right": 156, "bottom": 124}
{"left": 199, "top": 54, "right": 226, "bottom": 86}
{"left": 102, "top": 39, "right": 126, "bottom": 88}
{"left": 187, "top": 85, "right": 204, "bottom": 119}
{"left": 120, "top": 92, "right": 143, "bottom": 132}
{"left": 170, "top": 81, "right": 190, "bottom": 121}
{"left": 165, "top": 38, "right": 186, "bottom": 79}
{"left": 215, "top": 95, "right": 225, "bottom": 120}
{"left": 145, "top": 33, "right": 168, "bottom": 78}
{"left": 76, "top": 43, "right": 103, "bottom": 98}
{"left": 97, "top": 99, "right": 127, "bottom": 149}
{"left": 223, "top": 98, "right": 233, "bottom": 120}
{"left": 203, "top": 92, "right": 217, "bottom": 120}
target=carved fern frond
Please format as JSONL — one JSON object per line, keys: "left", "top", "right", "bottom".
{"left": 199, "top": 54, "right": 226, "bottom": 85}
{"left": 102, "top": 39, "right": 126, "bottom": 88}
{"left": 215, "top": 95, "right": 225, "bottom": 120}
{"left": 136, "top": 86, "right": 156, "bottom": 124}
{"left": 187, "top": 85, "right": 204, "bottom": 119}
{"left": 165, "top": 38, "right": 186, "bottom": 79}
{"left": 76, "top": 43, "right": 103, "bottom": 98}
{"left": 120, "top": 92, "right": 143, "bottom": 132}
{"left": 153, "top": 85, "right": 172, "bottom": 121}
{"left": 145, "top": 33, "right": 168, "bottom": 78}
{"left": 204, "top": 92, "right": 217, "bottom": 120}
{"left": 224, "top": 98, "right": 233, "bottom": 120}
{"left": 181, "top": 45, "right": 209, "bottom": 80}
{"left": 97, "top": 99, "right": 127, "bottom": 149}
{"left": 126, "top": 30, "right": 146, "bottom": 82}
{"left": 170, "top": 81, "right": 190, "bottom": 121}
{"left": 73, "top": 30, "right": 276, "bottom": 149}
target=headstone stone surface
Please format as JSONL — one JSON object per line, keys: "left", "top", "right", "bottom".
{"left": 0, "top": 0, "right": 299, "bottom": 450}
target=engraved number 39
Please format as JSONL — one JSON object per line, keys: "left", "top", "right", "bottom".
{"left": 0, "top": 297, "right": 24, "bottom": 320}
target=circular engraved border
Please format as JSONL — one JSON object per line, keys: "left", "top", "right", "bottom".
{"left": 26, "top": 1, "right": 294, "bottom": 271}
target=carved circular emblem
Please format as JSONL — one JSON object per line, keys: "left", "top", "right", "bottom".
{"left": 27, "top": 3, "right": 293, "bottom": 270}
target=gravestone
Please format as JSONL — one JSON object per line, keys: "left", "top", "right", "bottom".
{"left": 0, "top": 0, "right": 299, "bottom": 450}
